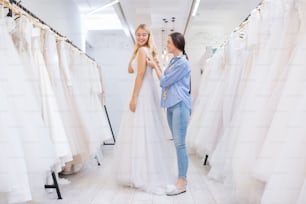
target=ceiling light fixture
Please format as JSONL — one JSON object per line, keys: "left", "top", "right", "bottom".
{"left": 87, "top": 0, "right": 119, "bottom": 16}
{"left": 170, "top": 17, "right": 175, "bottom": 32}
{"left": 191, "top": 0, "right": 200, "bottom": 16}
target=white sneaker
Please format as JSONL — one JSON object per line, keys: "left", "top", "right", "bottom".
{"left": 166, "top": 187, "right": 186, "bottom": 196}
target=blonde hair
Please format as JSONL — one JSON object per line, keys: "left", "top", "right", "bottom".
{"left": 131, "top": 24, "right": 160, "bottom": 67}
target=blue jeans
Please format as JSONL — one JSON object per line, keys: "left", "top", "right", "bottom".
{"left": 167, "top": 101, "right": 190, "bottom": 179}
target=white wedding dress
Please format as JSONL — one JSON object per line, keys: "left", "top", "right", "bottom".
{"left": 0, "top": 16, "right": 31, "bottom": 204}
{"left": 112, "top": 47, "right": 176, "bottom": 194}
{"left": 258, "top": 0, "right": 306, "bottom": 203}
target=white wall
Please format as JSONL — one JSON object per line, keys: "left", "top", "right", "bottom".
{"left": 21, "top": 0, "right": 84, "bottom": 49}
{"left": 86, "top": 30, "right": 134, "bottom": 136}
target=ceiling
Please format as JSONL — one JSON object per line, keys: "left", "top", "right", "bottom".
{"left": 73, "top": 0, "right": 262, "bottom": 64}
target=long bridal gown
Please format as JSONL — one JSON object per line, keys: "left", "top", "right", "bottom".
{"left": 31, "top": 27, "right": 72, "bottom": 170}
{"left": 0, "top": 16, "right": 31, "bottom": 204}
{"left": 11, "top": 15, "right": 62, "bottom": 201}
{"left": 257, "top": 0, "right": 306, "bottom": 203}
{"left": 112, "top": 47, "right": 175, "bottom": 195}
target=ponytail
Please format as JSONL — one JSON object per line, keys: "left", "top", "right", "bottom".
{"left": 183, "top": 49, "right": 189, "bottom": 60}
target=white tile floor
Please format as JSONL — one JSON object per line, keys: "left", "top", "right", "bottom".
{"left": 28, "top": 147, "right": 228, "bottom": 204}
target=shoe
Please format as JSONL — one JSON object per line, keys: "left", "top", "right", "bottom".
{"left": 166, "top": 187, "right": 186, "bottom": 196}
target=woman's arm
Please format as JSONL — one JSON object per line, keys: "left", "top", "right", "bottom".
{"left": 146, "top": 58, "right": 162, "bottom": 79}
{"left": 160, "top": 60, "right": 190, "bottom": 88}
{"left": 129, "top": 47, "right": 147, "bottom": 112}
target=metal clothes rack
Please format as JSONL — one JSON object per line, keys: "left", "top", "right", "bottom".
{"left": 6, "top": 0, "right": 116, "bottom": 145}
{"left": 201, "top": 1, "right": 264, "bottom": 168}
{"left": 9, "top": 0, "right": 95, "bottom": 62}
{"left": 2, "top": 0, "right": 116, "bottom": 199}
{"left": 103, "top": 105, "right": 116, "bottom": 145}
{"left": 44, "top": 171, "right": 62, "bottom": 199}
{"left": 1, "top": 0, "right": 63, "bottom": 200}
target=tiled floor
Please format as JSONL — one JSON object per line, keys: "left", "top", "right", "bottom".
{"left": 29, "top": 146, "right": 227, "bottom": 204}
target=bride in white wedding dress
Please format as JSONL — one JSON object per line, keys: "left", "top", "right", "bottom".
{"left": 111, "top": 24, "right": 175, "bottom": 195}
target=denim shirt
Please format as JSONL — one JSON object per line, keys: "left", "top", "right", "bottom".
{"left": 160, "top": 54, "right": 192, "bottom": 110}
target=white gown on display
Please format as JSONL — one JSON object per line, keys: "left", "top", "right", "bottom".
{"left": 112, "top": 47, "right": 175, "bottom": 194}
{"left": 31, "top": 27, "right": 72, "bottom": 171}
{"left": 67, "top": 47, "right": 110, "bottom": 156}
{"left": 205, "top": 31, "right": 251, "bottom": 182}
{"left": 218, "top": 1, "right": 299, "bottom": 203}
{"left": 206, "top": 0, "right": 270, "bottom": 183}
{"left": 253, "top": 0, "right": 300, "bottom": 182}
{"left": 186, "top": 49, "right": 226, "bottom": 157}
{"left": 56, "top": 40, "right": 91, "bottom": 166}
{"left": 44, "top": 30, "right": 92, "bottom": 167}
{"left": 204, "top": 1, "right": 300, "bottom": 203}
{"left": 0, "top": 16, "right": 31, "bottom": 204}
{"left": 85, "top": 59, "right": 112, "bottom": 154}
{"left": 11, "top": 16, "right": 62, "bottom": 200}
{"left": 258, "top": 0, "right": 306, "bottom": 203}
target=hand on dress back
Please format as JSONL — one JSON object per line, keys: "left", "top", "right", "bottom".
{"left": 146, "top": 57, "right": 157, "bottom": 69}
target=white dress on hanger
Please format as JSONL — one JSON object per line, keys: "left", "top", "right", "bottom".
{"left": 206, "top": 1, "right": 298, "bottom": 203}
{"left": 86, "top": 60, "right": 113, "bottom": 153}
{"left": 253, "top": 0, "right": 300, "bottom": 182}
{"left": 0, "top": 16, "right": 31, "bottom": 204}
{"left": 186, "top": 49, "right": 226, "bottom": 157}
{"left": 56, "top": 40, "right": 91, "bottom": 169}
{"left": 67, "top": 48, "right": 111, "bottom": 157}
{"left": 31, "top": 27, "right": 72, "bottom": 171}
{"left": 204, "top": 31, "right": 250, "bottom": 181}
{"left": 226, "top": 1, "right": 298, "bottom": 203}
{"left": 112, "top": 47, "right": 175, "bottom": 194}
{"left": 11, "top": 15, "right": 62, "bottom": 201}
{"left": 258, "top": 0, "right": 306, "bottom": 203}
{"left": 44, "top": 30, "right": 92, "bottom": 168}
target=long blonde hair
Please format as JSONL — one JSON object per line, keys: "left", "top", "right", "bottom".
{"left": 131, "top": 24, "right": 160, "bottom": 67}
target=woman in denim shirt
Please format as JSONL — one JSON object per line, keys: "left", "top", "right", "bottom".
{"left": 147, "top": 32, "right": 192, "bottom": 196}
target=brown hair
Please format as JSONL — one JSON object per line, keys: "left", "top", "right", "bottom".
{"left": 169, "top": 32, "right": 188, "bottom": 60}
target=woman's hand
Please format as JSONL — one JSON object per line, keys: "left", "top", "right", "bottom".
{"left": 128, "top": 64, "right": 134, "bottom": 73}
{"left": 129, "top": 98, "right": 137, "bottom": 112}
{"left": 146, "top": 57, "right": 162, "bottom": 79}
{"left": 146, "top": 57, "right": 157, "bottom": 69}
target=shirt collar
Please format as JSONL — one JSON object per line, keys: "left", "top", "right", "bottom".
{"left": 170, "top": 54, "right": 185, "bottom": 63}
{"left": 174, "top": 54, "right": 185, "bottom": 59}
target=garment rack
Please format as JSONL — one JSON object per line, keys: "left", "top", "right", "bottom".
{"left": 5, "top": 0, "right": 116, "bottom": 146}
{"left": 44, "top": 171, "right": 62, "bottom": 199}
{"left": 103, "top": 105, "right": 116, "bottom": 145}
{"left": 8, "top": 1, "right": 116, "bottom": 146}
{"left": 9, "top": 0, "right": 95, "bottom": 62}
{"left": 1, "top": 0, "right": 63, "bottom": 200}
{"left": 1, "top": 0, "right": 116, "bottom": 199}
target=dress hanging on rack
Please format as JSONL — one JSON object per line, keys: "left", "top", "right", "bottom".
{"left": 10, "top": 14, "right": 62, "bottom": 201}
{"left": 31, "top": 26, "right": 72, "bottom": 171}
{"left": 44, "top": 29, "right": 91, "bottom": 161}
{"left": 257, "top": 0, "right": 306, "bottom": 203}
{"left": 0, "top": 14, "right": 32, "bottom": 204}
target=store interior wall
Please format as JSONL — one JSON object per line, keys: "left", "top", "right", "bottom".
{"left": 21, "top": 0, "right": 84, "bottom": 49}
{"left": 86, "top": 30, "right": 134, "bottom": 135}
